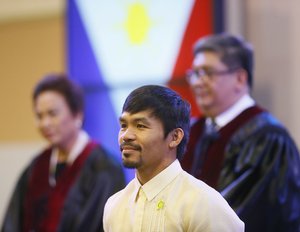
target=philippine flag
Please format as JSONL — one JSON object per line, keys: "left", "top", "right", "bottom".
{"left": 67, "top": 0, "right": 222, "bottom": 181}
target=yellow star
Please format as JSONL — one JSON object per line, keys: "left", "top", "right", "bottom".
{"left": 124, "top": 3, "right": 152, "bottom": 45}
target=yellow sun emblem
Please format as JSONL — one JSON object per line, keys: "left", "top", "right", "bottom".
{"left": 124, "top": 3, "right": 152, "bottom": 45}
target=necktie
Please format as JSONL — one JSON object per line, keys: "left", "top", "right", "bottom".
{"left": 55, "top": 162, "right": 67, "bottom": 180}
{"left": 191, "top": 118, "right": 219, "bottom": 176}
{"left": 205, "top": 118, "right": 219, "bottom": 137}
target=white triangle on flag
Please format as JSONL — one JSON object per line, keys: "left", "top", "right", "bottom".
{"left": 75, "top": 0, "right": 195, "bottom": 115}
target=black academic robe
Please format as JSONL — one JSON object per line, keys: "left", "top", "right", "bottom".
{"left": 181, "top": 106, "right": 300, "bottom": 232}
{"left": 1, "top": 141, "right": 125, "bottom": 232}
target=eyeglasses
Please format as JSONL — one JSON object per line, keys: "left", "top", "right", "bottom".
{"left": 186, "top": 67, "right": 239, "bottom": 84}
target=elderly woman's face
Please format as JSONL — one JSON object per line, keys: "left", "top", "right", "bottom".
{"left": 34, "top": 90, "right": 82, "bottom": 150}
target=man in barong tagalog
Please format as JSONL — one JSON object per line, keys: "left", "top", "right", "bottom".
{"left": 103, "top": 85, "right": 244, "bottom": 232}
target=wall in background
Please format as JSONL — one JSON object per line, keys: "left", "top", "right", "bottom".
{"left": 245, "top": 1, "right": 300, "bottom": 144}
{"left": 0, "top": 5, "right": 65, "bottom": 224}
{"left": 0, "top": 15, "right": 65, "bottom": 141}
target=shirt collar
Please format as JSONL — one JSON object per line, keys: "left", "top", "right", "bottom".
{"left": 66, "top": 130, "right": 89, "bottom": 164}
{"left": 133, "top": 159, "right": 182, "bottom": 201}
{"left": 50, "top": 130, "right": 89, "bottom": 166}
{"left": 49, "top": 130, "right": 89, "bottom": 186}
{"left": 213, "top": 94, "right": 255, "bottom": 128}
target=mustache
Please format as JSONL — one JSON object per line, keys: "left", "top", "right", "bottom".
{"left": 120, "top": 142, "right": 141, "bottom": 151}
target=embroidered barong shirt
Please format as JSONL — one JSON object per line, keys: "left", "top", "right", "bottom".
{"left": 103, "top": 160, "right": 244, "bottom": 232}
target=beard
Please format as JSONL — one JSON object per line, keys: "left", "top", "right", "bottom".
{"left": 123, "top": 161, "right": 138, "bottom": 169}
{"left": 122, "top": 154, "right": 142, "bottom": 169}
{"left": 120, "top": 141, "right": 142, "bottom": 169}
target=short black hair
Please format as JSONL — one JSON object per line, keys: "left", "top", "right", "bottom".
{"left": 122, "top": 85, "right": 191, "bottom": 159}
{"left": 193, "top": 33, "right": 254, "bottom": 88}
{"left": 32, "top": 73, "right": 84, "bottom": 115}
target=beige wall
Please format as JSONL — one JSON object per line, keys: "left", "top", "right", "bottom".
{"left": 0, "top": 13, "right": 65, "bottom": 224}
{"left": 225, "top": 0, "right": 300, "bottom": 146}
{"left": 0, "top": 15, "right": 65, "bottom": 141}
{"left": 245, "top": 1, "right": 300, "bottom": 145}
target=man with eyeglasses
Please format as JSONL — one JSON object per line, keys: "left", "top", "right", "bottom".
{"left": 180, "top": 33, "right": 300, "bottom": 232}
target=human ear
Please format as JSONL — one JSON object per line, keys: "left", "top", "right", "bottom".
{"left": 74, "top": 112, "right": 84, "bottom": 129}
{"left": 238, "top": 68, "right": 247, "bottom": 83}
{"left": 169, "top": 128, "right": 184, "bottom": 148}
{"left": 235, "top": 68, "right": 248, "bottom": 92}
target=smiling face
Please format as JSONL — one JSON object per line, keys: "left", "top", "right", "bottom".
{"left": 190, "top": 51, "right": 245, "bottom": 117}
{"left": 119, "top": 110, "right": 175, "bottom": 183}
{"left": 34, "top": 90, "right": 82, "bottom": 152}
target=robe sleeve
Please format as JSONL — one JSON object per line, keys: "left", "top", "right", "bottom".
{"left": 57, "top": 146, "right": 125, "bottom": 232}
{"left": 220, "top": 124, "right": 300, "bottom": 232}
{"left": 1, "top": 166, "right": 31, "bottom": 232}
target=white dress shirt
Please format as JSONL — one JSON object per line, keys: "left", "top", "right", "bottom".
{"left": 49, "top": 130, "right": 89, "bottom": 186}
{"left": 210, "top": 94, "right": 255, "bottom": 129}
{"left": 103, "top": 160, "right": 244, "bottom": 232}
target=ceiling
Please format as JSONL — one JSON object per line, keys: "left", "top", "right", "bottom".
{"left": 0, "top": 0, "right": 65, "bottom": 22}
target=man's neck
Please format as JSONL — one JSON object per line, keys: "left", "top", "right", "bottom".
{"left": 136, "top": 157, "right": 175, "bottom": 185}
